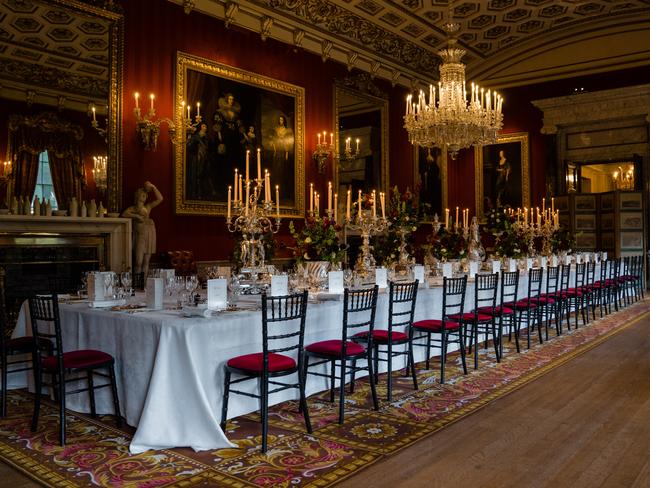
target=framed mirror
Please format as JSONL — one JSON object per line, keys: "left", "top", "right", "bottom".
{"left": 413, "top": 145, "right": 447, "bottom": 221}
{"left": 333, "top": 78, "right": 389, "bottom": 215}
{"left": 0, "top": 0, "right": 123, "bottom": 211}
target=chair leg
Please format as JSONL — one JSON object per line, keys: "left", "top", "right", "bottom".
{"left": 373, "top": 345, "right": 379, "bottom": 384}
{"left": 260, "top": 375, "right": 269, "bottom": 453}
{"left": 386, "top": 343, "right": 393, "bottom": 402}
{"left": 408, "top": 342, "right": 418, "bottom": 391}
{"left": 458, "top": 330, "right": 468, "bottom": 375}
{"left": 220, "top": 369, "right": 231, "bottom": 431}
{"left": 329, "top": 360, "right": 336, "bottom": 403}
{"left": 1, "top": 351, "right": 7, "bottom": 417}
{"left": 298, "top": 354, "right": 312, "bottom": 433}
{"left": 425, "top": 333, "right": 431, "bottom": 370}
{"left": 349, "top": 359, "right": 357, "bottom": 394}
{"left": 440, "top": 332, "right": 448, "bottom": 384}
{"left": 473, "top": 323, "right": 479, "bottom": 370}
{"left": 30, "top": 356, "right": 41, "bottom": 432}
{"left": 87, "top": 371, "right": 97, "bottom": 418}
{"left": 108, "top": 365, "right": 122, "bottom": 427}
{"left": 58, "top": 373, "right": 66, "bottom": 446}
{"left": 338, "top": 359, "right": 346, "bottom": 424}
{"left": 491, "top": 320, "right": 500, "bottom": 363}
{"left": 513, "top": 313, "right": 521, "bottom": 353}
{"left": 367, "top": 349, "right": 379, "bottom": 411}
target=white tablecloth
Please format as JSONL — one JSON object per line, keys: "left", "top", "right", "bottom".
{"left": 12, "top": 273, "right": 545, "bottom": 453}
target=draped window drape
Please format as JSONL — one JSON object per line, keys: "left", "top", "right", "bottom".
{"left": 8, "top": 112, "right": 85, "bottom": 209}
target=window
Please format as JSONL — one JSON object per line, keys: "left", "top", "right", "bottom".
{"left": 32, "top": 151, "right": 58, "bottom": 211}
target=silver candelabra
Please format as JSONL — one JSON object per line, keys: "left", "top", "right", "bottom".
{"left": 346, "top": 212, "right": 389, "bottom": 276}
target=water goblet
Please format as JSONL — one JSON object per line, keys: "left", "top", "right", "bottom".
{"left": 121, "top": 271, "right": 132, "bottom": 298}
{"left": 185, "top": 275, "right": 198, "bottom": 305}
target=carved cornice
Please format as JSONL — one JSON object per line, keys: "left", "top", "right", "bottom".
{"left": 338, "top": 73, "right": 386, "bottom": 99}
{"left": 8, "top": 112, "right": 84, "bottom": 140}
{"left": 260, "top": 0, "right": 436, "bottom": 74}
{"left": 532, "top": 84, "right": 650, "bottom": 135}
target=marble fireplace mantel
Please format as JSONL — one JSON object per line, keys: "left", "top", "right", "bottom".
{"left": 0, "top": 215, "right": 132, "bottom": 271}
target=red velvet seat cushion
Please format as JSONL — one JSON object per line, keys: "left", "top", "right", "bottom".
{"left": 477, "top": 306, "right": 514, "bottom": 315}
{"left": 227, "top": 352, "right": 296, "bottom": 373}
{"left": 449, "top": 312, "right": 493, "bottom": 323}
{"left": 503, "top": 299, "right": 539, "bottom": 310}
{"left": 412, "top": 319, "right": 461, "bottom": 332}
{"left": 42, "top": 350, "right": 113, "bottom": 371}
{"left": 530, "top": 296, "right": 556, "bottom": 304}
{"left": 354, "top": 330, "right": 409, "bottom": 343}
{"left": 306, "top": 340, "right": 365, "bottom": 357}
{"left": 563, "top": 288, "right": 583, "bottom": 297}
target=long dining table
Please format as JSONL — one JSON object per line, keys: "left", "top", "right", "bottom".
{"left": 12, "top": 272, "right": 548, "bottom": 454}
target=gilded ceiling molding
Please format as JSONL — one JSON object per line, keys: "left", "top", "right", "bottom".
{"left": 346, "top": 52, "right": 358, "bottom": 72}
{"left": 257, "top": 0, "right": 436, "bottom": 74}
{"left": 293, "top": 29, "right": 305, "bottom": 49}
{"left": 390, "top": 70, "right": 401, "bottom": 88}
{"left": 260, "top": 16, "right": 273, "bottom": 41}
{"left": 321, "top": 40, "right": 333, "bottom": 62}
{"left": 370, "top": 60, "right": 381, "bottom": 79}
{"left": 224, "top": 2, "right": 239, "bottom": 28}
{"left": 183, "top": 0, "right": 195, "bottom": 14}
{"left": 72, "top": 0, "right": 123, "bottom": 14}
{"left": 339, "top": 73, "right": 386, "bottom": 100}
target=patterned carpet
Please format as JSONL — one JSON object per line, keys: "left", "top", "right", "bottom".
{"left": 1, "top": 300, "right": 649, "bottom": 488}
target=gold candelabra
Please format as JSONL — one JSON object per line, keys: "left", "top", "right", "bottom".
{"left": 344, "top": 190, "right": 388, "bottom": 275}
{"left": 312, "top": 131, "right": 335, "bottom": 174}
{"left": 226, "top": 150, "right": 282, "bottom": 278}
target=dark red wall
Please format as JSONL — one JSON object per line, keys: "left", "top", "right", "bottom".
{"left": 121, "top": 0, "right": 412, "bottom": 260}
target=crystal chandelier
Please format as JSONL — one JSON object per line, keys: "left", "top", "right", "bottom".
{"left": 403, "top": 21, "right": 503, "bottom": 159}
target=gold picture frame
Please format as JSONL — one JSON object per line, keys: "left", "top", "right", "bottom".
{"left": 174, "top": 52, "right": 305, "bottom": 216}
{"left": 475, "top": 132, "right": 530, "bottom": 219}
{"left": 413, "top": 145, "right": 448, "bottom": 222}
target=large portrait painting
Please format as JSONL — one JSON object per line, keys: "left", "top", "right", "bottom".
{"left": 475, "top": 132, "right": 530, "bottom": 219}
{"left": 413, "top": 145, "right": 447, "bottom": 221}
{"left": 174, "top": 52, "right": 305, "bottom": 216}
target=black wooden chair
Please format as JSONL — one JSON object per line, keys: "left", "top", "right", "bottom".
{"left": 303, "top": 286, "right": 379, "bottom": 424}
{"left": 220, "top": 291, "right": 311, "bottom": 452}
{"left": 478, "top": 270, "right": 519, "bottom": 356}
{"left": 532, "top": 266, "right": 560, "bottom": 339}
{"left": 28, "top": 294, "right": 122, "bottom": 445}
{"left": 504, "top": 267, "right": 543, "bottom": 349}
{"left": 354, "top": 281, "right": 419, "bottom": 401}
{"left": 411, "top": 276, "right": 468, "bottom": 384}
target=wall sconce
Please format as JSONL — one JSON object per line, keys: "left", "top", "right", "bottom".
{"left": 342, "top": 136, "right": 360, "bottom": 161}
{"left": 566, "top": 163, "right": 578, "bottom": 192}
{"left": 90, "top": 105, "right": 108, "bottom": 143}
{"left": 92, "top": 156, "right": 107, "bottom": 192}
{"left": 312, "top": 131, "right": 334, "bottom": 174}
{"left": 1, "top": 160, "right": 12, "bottom": 180}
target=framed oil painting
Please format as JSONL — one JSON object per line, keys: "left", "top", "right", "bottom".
{"left": 414, "top": 145, "right": 447, "bottom": 222}
{"left": 174, "top": 52, "right": 305, "bottom": 216}
{"left": 475, "top": 132, "right": 530, "bottom": 219}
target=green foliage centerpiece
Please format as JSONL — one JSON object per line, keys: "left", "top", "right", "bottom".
{"left": 289, "top": 215, "right": 345, "bottom": 265}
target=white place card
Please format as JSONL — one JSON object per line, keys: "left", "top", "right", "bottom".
{"left": 375, "top": 267, "right": 388, "bottom": 288}
{"left": 564, "top": 254, "right": 572, "bottom": 265}
{"left": 594, "top": 253, "right": 600, "bottom": 263}
{"left": 469, "top": 261, "right": 479, "bottom": 278}
{"left": 540, "top": 256, "right": 547, "bottom": 269}
{"left": 575, "top": 254, "right": 582, "bottom": 264}
{"left": 551, "top": 255, "right": 559, "bottom": 267}
{"left": 442, "top": 262, "right": 453, "bottom": 279}
{"left": 328, "top": 271, "right": 344, "bottom": 294}
{"left": 146, "top": 277, "right": 164, "bottom": 310}
{"left": 584, "top": 253, "right": 590, "bottom": 263}
{"left": 87, "top": 272, "right": 106, "bottom": 301}
{"left": 413, "top": 265, "right": 425, "bottom": 285}
{"left": 508, "top": 259, "right": 517, "bottom": 272}
{"left": 491, "top": 260, "right": 501, "bottom": 274}
{"left": 526, "top": 258, "right": 534, "bottom": 270}
{"left": 207, "top": 278, "right": 228, "bottom": 310}
{"left": 602, "top": 252, "right": 608, "bottom": 261}
{"left": 271, "top": 274, "right": 289, "bottom": 297}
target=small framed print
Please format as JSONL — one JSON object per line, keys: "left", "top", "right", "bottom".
{"left": 620, "top": 231, "right": 643, "bottom": 249}
{"left": 619, "top": 192, "right": 642, "bottom": 210}
{"left": 575, "top": 232, "right": 597, "bottom": 249}
{"left": 575, "top": 214, "right": 596, "bottom": 231}
{"left": 574, "top": 195, "right": 596, "bottom": 211}
{"left": 620, "top": 212, "right": 643, "bottom": 230}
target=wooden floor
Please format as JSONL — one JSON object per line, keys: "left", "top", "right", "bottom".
{"left": 1, "top": 313, "right": 649, "bottom": 488}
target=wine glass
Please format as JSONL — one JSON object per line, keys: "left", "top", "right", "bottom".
{"left": 103, "top": 272, "right": 114, "bottom": 300}
{"left": 185, "top": 275, "right": 198, "bottom": 305}
{"left": 120, "top": 271, "right": 132, "bottom": 298}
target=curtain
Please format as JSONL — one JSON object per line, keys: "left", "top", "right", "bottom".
{"left": 7, "top": 113, "right": 85, "bottom": 209}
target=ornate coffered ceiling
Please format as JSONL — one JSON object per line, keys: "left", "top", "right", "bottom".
{"left": 174, "top": 0, "right": 650, "bottom": 89}
{"left": 0, "top": 0, "right": 112, "bottom": 112}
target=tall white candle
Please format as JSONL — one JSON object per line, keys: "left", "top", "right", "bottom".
{"left": 257, "top": 148, "right": 261, "bottom": 181}
{"left": 328, "top": 181, "right": 332, "bottom": 212}
{"left": 310, "top": 183, "right": 314, "bottom": 213}
{"left": 227, "top": 186, "right": 231, "bottom": 220}
{"left": 245, "top": 181, "right": 250, "bottom": 216}
{"left": 276, "top": 185, "right": 280, "bottom": 218}
{"left": 347, "top": 189, "right": 351, "bottom": 221}
{"left": 196, "top": 102, "right": 200, "bottom": 117}
{"left": 380, "top": 192, "right": 385, "bottom": 219}
{"left": 445, "top": 208, "right": 449, "bottom": 228}
{"left": 238, "top": 175, "right": 243, "bottom": 204}
{"left": 315, "top": 192, "right": 319, "bottom": 216}
{"left": 334, "top": 193, "right": 338, "bottom": 223}
{"left": 245, "top": 150, "right": 250, "bottom": 182}
{"left": 186, "top": 103, "right": 191, "bottom": 120}
{"left": 455, "top": 206, "right": 459, "bottom": 227}
{"left": 356, "top": 138, "right": 360, "bottom": 152}
{"left": 358, "top": 190, "right": 362, "bottom": 220}
{"left": 135, "top": 92, "right": 140, "bottom": 109}
{"left": 150, "top": 93, "right": 154, "bottom": 111}
{"left": 234, "top": 169, "right": 238, "bottom": 202}
{"left": 92, "top": 106, "right": 96, "bottom": 122}
{"left": 372, "top": 190, "right": 376, "bottom": 218}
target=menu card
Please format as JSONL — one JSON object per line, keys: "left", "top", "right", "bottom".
{"left": 564, "top": 254, "right": 572, "bottom": 265}
{"left": 526, "top": 258, "right": 534, "bottom": 271}
{"left": 584, "top": 253, "right": 590, "bottom": 263}
{"left": 551, "top": 255, "right": 559, "bottom": 267}
{"left": 540, "top": 256, "right": 547, "bottom": 269}
{"left": 146, "top": 277, "right": 164, "bottom": 310}
{"left": 602, "top": 252, "right": 608, "bottom": 261}
{"left": 87, "top": 272, "right": 106, "bottom": 301}
{"left": 207, "top": 278, "right": 228, "bottom": 310}
{"left": 375, "top": 267, "right": 388, "bottom": 288}
{"left": 469, "top": 261, "right": 479, "bottom": 278}
{"left": 575, "top": 254, "right": 582, "bottom": 264}
{"left": 442, "top": 262, "right": 453, "bottom": 279}
{"left": 271, "top": 275, "right": 289, "bottom": 296}
{"left": 328, "top": 271, "right": 344, "bottom": 294}
{"left": 492, "top": 260, "right": 501, "bottom": 274}
{"left": 508, "top": 259, "right": 517, "bottom": 272}
{"left": 413, "top": 265, "right": 425, "bottom": 286}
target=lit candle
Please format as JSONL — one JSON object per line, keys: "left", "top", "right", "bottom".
{"left": 380, "top": 192, "right": 385, "bottom": 219}
{"left": 234, "top": 168, "right": 238, "bottom": 202}
{"left": 445, "top": 208, "right": 449, "bottom": 228}
{"left": 245, "top": 150, "right": 250, "bottom": 182}
{"left": 245, "top": 181, "right": 250, "bottom": 216}
{"left": 330, "top": 132, "right": 334, "bottom": 145}
{"left": 310, "top": 183, "right": 314, "bottom": 213}
{"left": 542, "top": 197, "right": 546, "bottom": 215}
{"left": 318, "top": 133, "right": 321, "bottom": 145}
{"left": 239, "top": 175, "right": 243, "bottom": 203}
{"left": 372, "top": 190, "right": 377, "bottom": 219}
{"left": 276, "top": 185, "right": 280, "bottom": 218}
{"left": 315, "top": 192, "right": 319, "bottom": 216}
{"left": 347, "top": 189, "right": 351, "bottom": 221}
{"left": 328, "top": 181, "right": 332, "bottom": 212}
{"left": 92, "top": 106, "right": 96, "bottom": 122}
{"left": 265, "top": 171, "right": 270, "bottom": 202}
{"left": 551, "top": 197, "right": 555, "bottom": 213}
{"left": 356, "top": 138, "right": 360, "bottom": 152}
{"left": 455, "top": 206, "right": 459, "bottom": 227}
{"left": 187, "top": 104, "right": 191, "bottom": 120}
{"left": 358, "top": 190, "right": 362, "bottom": 220}
{"left": 134, "top": 92, "right": 139, "bottom": 108}
{"left": 149, "top": 93, "right": 154, "bottom": 111}
{"left": 333, "top": 193, "right": 338, "bottom": 223}
{"left": 196, "top": 102, "right": 200, "bottom": 118}
{"left": 227, "top": 186, "right": 232, "bottom": 220}
{"left": 257, "top": 148, "right": 261, "bottom": 181}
